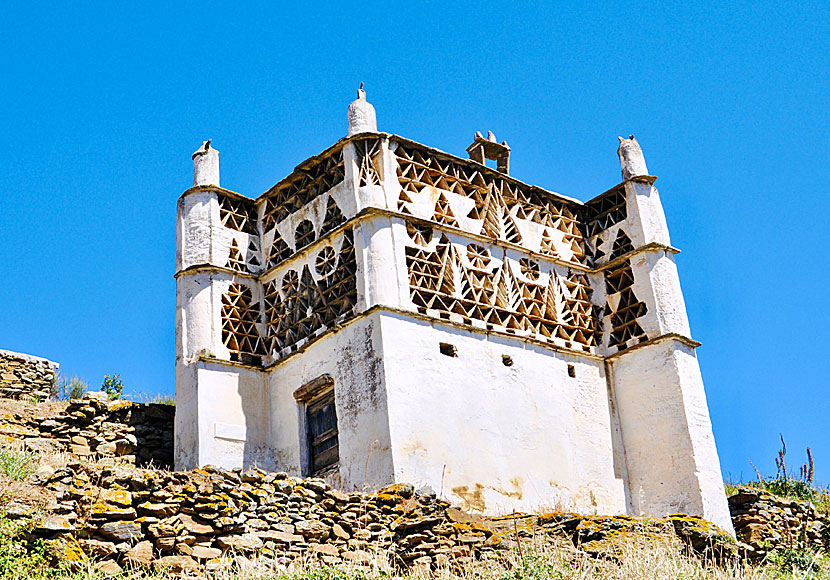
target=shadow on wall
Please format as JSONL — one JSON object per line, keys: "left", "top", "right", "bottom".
{"left": 127, "top": 403, "right": 176, "bottom": 468}
{"left": 237, "top": 370, "right": 275, "bottom": 472}
{"left": 604, "top": 362, "right": 633, "bottom": 511}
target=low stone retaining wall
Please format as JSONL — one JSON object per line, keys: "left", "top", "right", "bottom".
{"left": 5, "top": 462, "right": 732, "bottom": 575}
{"left": 0, "top": 349, "right": 58, "bottom": 401}
{"left": 729, "top": 486, "right": 829, "bottom": 559}
{"left": 0, "top": 393, "right": 174, "bottom": 468}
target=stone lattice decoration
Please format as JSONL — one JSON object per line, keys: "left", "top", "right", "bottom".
{"left": 263, "top": 229, "right": 358, "bottom": 357}
{"left": 220, "top": 283, "right": 267, "bottom": 365}
{"left": 403, "top": 224, "right": 599, "bottom": 350}
{"left": 261, "top": 150, "right": 346, "bottom": 233}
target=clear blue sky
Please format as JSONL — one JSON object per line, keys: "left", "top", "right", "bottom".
{"left": 1, "top": 3, "right": 827, "bottom": 484}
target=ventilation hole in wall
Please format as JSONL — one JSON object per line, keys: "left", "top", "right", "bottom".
{"left": 439, "top": 343, "right": 458, "bottom": 357}
{"left": 502, "top": 355, "right": 514, "bottom": 367}
{"left": 568, "top": 364, "right": 576, "bottom": 378}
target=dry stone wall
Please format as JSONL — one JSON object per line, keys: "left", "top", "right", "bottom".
{"left": 0, "top": 393, "right": 174, "bottom": 468}
{"left": 729, "top": 486, "right": 829, "bottom": 560}
{"left": 0, "top": 349, "right": 58, "bottom": 401}
{"left": 6, "top": 463, "right": 734, "bottom": 575}
{"left": 3, "top": 391, "right": 824, "bottom": 572}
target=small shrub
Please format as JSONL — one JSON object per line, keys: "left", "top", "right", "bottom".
{"left": 150, "top": 393, "right": 175, "bottom": 406}
{"left": 723, "top": 481, "right": 741, "bottom": 497}
{"left": 100, "top": 373, "right": 124, "bottom": 400}
{"left": 769, "top": 546, "right": 822, "bottom": 576}
{"left": 59, "top": 377, "right": 87, "bottom": 400}
{"left": 744, "top": 438, "right": 830, "bottom": 515}
{"left": 502, "top": 549, "right": 561, "bottom": 580}
{"left": 0, "top": 448, "right": 39, "bottom": 480}
{"left": 0, "top": 517, "right": 50, "bottom": 579}
{"left": 762, "top": 477, "right": 817, "bottom": 502}
{"left": 292, "top": 567, "right": 373, "bottom": 580}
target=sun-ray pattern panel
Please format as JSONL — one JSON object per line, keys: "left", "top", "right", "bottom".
{"left": 403, "top": 219, "right": 599, "bottom": 351}
{"left": 355, "top": 138, "right": 383, "bottom": 187}
{"left": 264, "top": 229, "right": 358, "bottom": 359}
{"left": 394, "top": 140, "right": 592, "bottom": 267}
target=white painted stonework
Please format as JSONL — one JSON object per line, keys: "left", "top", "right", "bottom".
{"left": 347, "top": 86, "right": 377, "bottom": 136}
{"left": 174, "top": 91, "right": 734, "bottom": 534}
{"left": 192, "top": 142, "right": 219, "bottom": 187}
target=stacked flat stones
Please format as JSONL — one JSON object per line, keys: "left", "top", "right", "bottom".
{"left": 20, "top": 464, "right": 505, "bottom": 573}
{"left": 9, "top": 463, "right": 734, "bottom": 575}
{"left": 0, "top": 349, "right": 58, "bottom": 401}
{"left": 0, "top": 393, "right": 739, "bottom": 573}
{"left": 729, "top": 486, "right": 829, "bottom": 560}
{"left": 1, "top": 393, "right": 174, "bottom": 468}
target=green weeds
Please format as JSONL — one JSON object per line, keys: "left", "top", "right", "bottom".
{"left": 58, "top": 377, "right": 88, "bottom": 401}
{"left": 0, "top": 447, "right": 39, "bottom": 480}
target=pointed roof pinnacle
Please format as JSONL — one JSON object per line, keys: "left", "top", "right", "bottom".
{"left": 192, "top": 139, "right": 216, "bottom": 159}
{"left": 192, "top": 139, "right": 219, "bottom": 186}
{"left": 347, "top": 83, "right": 377, "bottom": 136}
{"left": 617, "top": 135, "right": 648, "bottom": 180}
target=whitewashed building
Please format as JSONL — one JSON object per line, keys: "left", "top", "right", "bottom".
{"left": 175, "top": 88, "right": 733, "bottom": 532}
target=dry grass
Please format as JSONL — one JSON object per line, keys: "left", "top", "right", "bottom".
{"left": 8, "top": 533, "right": 824, "bottom": 580}
{"left": 0, "top": 417, "right": 821, "bottom": 580}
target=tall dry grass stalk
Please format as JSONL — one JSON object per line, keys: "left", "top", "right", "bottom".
{"left": 45, "top": 533, "right": 827, "bottom": 580}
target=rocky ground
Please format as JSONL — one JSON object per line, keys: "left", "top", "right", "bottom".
{"left": 729, "top": 486, "right": 830, "bottom": 560}
{"left": 0, "top": 350, "right": 57, "bottom": 402}
{"left": 3, "top": 458, "right": 735, "bottom": 576}
{"left": 0, "top": 394, "right": 827, "bottom": 577}
{"left": 0, "top": 393, "right": 173, "bottom": 468}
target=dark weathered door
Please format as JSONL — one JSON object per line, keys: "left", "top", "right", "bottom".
{"left": 307, "top": 391, "right": 339, "bottom": 475}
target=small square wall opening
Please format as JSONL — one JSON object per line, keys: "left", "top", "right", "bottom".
{"left": 568, "top": 364, "right": 576, "bottom": 378}
{"left": 439, "top": 343, "right": 458, "bottom": 357}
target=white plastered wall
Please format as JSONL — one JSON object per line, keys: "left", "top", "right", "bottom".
{"left": 627, "top": 250, "right": 692, "bottom": 340}
{"left": 264, "top": 314, "right": 394, "bottom": 491}
{"left": 175, "top": 269, "right": 270, "bottom": 470}
{"left": 378, "top": 311, "right": 628, "bottom": 515}
{"left": 193, "top": 362, "right": 271, "bottom": 470}
{"left": 625, "top": 180, "right": 670, "bottom": 247}
{"left": 609, "top": 338, "right": 734, "bottom": 533}
{"left": 177, "top": 190, "right": 215, "bottom": 270}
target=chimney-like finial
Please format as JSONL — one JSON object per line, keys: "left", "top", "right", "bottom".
{"left": 617, "top": 135, "right": 648, "bottom": 181}
{"left": 348, "top": 84, "right": 377, "bottom": 136}
{"left": 192, "top": 140, "right": 220, "bottom": 187}
{"left": 467, "top": 131, "right": 511, "bottom": 175}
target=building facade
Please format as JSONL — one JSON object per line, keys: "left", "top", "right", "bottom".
{"left": 175, "top": 89, "right": 733, "bottom": 532}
